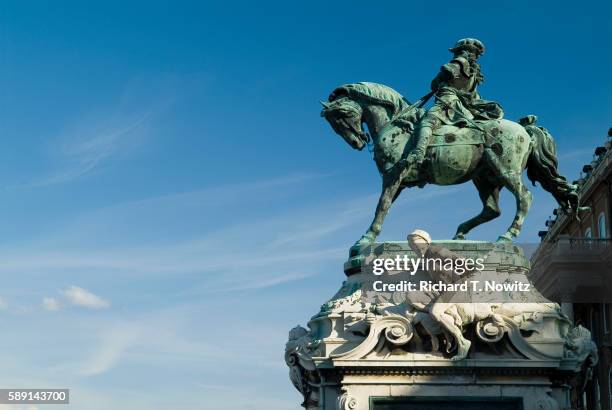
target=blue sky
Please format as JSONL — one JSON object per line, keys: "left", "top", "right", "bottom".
{"left": 0, "top": 1, "right": 610, "bottom": 409}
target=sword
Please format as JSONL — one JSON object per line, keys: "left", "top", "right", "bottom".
{"left": 392, "top": 90, "right": 436, "bottom": 122}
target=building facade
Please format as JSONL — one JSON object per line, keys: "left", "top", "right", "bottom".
{"left": 530, "top": 128, "right": 612, "bottom": 410}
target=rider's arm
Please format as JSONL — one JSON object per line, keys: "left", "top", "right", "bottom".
{"left": 431, "top": 62, "right": 459, "bottom": 91}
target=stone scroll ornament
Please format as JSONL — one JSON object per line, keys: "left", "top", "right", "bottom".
{"left": 320, "top": 38, "right": 581, "bottom": 249}
{"left": 285, "top": 326, "right": 321, "bottom": 409}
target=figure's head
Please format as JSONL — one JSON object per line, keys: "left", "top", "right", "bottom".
{"left": 288, "top": 325, "right": 308, "bottom": 341}
{"left": 449, "top": 38, "right": 485, "bottom": 59}
{"left": 407, "top": 229, "right": 432, "bottom": 256}
{"left": 320, "top": 96, "right": 368, "bottom": 151}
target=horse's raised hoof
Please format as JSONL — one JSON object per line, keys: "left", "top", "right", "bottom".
{"left": 496, "top": 234, "right": 513, "bottom": 243}
{"left": 453, "top": 233, "right": 465, "bottom": 240}
{"left": 350, "top": 233, "right": 376, "bottom": 257}
{"left": 450, "top": 339, "right": 471, "bottom": 361}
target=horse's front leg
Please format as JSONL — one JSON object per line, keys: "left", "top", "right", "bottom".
{"left": 354, "top": 171, "right": 403, "bottom": 249}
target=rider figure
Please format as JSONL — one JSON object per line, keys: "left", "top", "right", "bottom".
{"left": 407, "top": 38, "right": 503, "bottom": 169}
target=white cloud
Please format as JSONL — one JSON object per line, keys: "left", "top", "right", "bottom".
{"left": 0, "top": 297, "right": 7, "bottom": 311}
{"left": 62, "top": 286, "right": 110, "bottom": 309}
{"left": 42, "top": 297, "right": 60, "bottom": 311}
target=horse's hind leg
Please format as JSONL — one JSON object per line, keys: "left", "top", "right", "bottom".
{"left": 453, "top": 177, "right": 501, "bottom": 240}
{"left": 498, "top": 174, "right": 533, "bottom": 242}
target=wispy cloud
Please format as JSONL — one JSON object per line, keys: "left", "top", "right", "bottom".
{"left": 0, "top": 174, "right": 472, "bottom": 410}
{"left": 558, "top": 147, "right": 595, "bottom": 161}
{"left": 207, "top": 271, "right": 321, "bottom": 293}
{"left": 29, "top": 112, "right": 151, "bottom": 187}
{"left": 41, "top": 116, "right": 149, "bottom": 186}
{"left": 80, "top": 322, "right": 140, "bottom": 376}
{"left": 42, "top": 297, "right": 60, "bottom": 311}
{"left": 19, "top": 84, "right": 174, "bottom": 189}
{"left": 0, "top": 174, "right": 471, "bottom": 294}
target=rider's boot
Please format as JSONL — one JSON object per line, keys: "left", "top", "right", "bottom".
{"left": 408, "top": 125, "right": 433, "bottom": 169}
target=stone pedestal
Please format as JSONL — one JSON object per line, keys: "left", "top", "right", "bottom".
{"left": 285, "top": 241, "right": 597, "bottom": 410}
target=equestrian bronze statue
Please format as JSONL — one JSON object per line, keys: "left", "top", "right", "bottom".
{"left": 321, "top": 38, "right": 578, "bottom": 248}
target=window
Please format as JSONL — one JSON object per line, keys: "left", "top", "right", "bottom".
{"left": 604, "top": 304, "right": 609, "bottom": 335}
{"left": 590, "top": 308, "right": 599, "bottom": 344}
{"left": 585, "top": 228, "right": 592, "bottom": 238}
{"left": 609, "top": 368, "right": 612, "bottom": 410}
{"left": 598, "top": 213, "right": 607, "bottom": 238}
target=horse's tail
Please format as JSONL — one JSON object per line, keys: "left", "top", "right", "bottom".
{"left": 522, "top": 115, "right": 579, "bottom": 214}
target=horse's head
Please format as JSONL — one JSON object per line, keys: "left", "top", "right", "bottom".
{"left": 320, "top": 96, "right": 369, "bottom": 151}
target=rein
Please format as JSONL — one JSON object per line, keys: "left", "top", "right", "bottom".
{"left": 365, "top": 132, "right": 374, "bottom": 153}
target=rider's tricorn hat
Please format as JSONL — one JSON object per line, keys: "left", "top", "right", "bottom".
{"left": 449, "top": 38, "right": 485, "bottom": 57}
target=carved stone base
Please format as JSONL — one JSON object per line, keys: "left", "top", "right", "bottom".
{"left": 326, "top": 375, "right": 563, "bottom": 410}
{"left": 286, "top": 241, "right": 597, "bottom": 410}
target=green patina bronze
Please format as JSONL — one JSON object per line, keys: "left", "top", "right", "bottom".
{"left": 321, "top": 38, "right": 579, "bottom": 249}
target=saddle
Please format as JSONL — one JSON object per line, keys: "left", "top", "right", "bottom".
{"left": 428, "top": 124, "right": 486, "bottom": 147}
{"left": 421, "top": 123, "right": 489, "bottom": 186}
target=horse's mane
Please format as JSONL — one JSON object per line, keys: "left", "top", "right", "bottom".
{"left": 329, "top": 82, "right": 410, "bottom": 117}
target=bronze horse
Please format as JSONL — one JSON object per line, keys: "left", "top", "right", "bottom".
{"left": 321, "top": 82, "right": 578, "bottom": 248}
